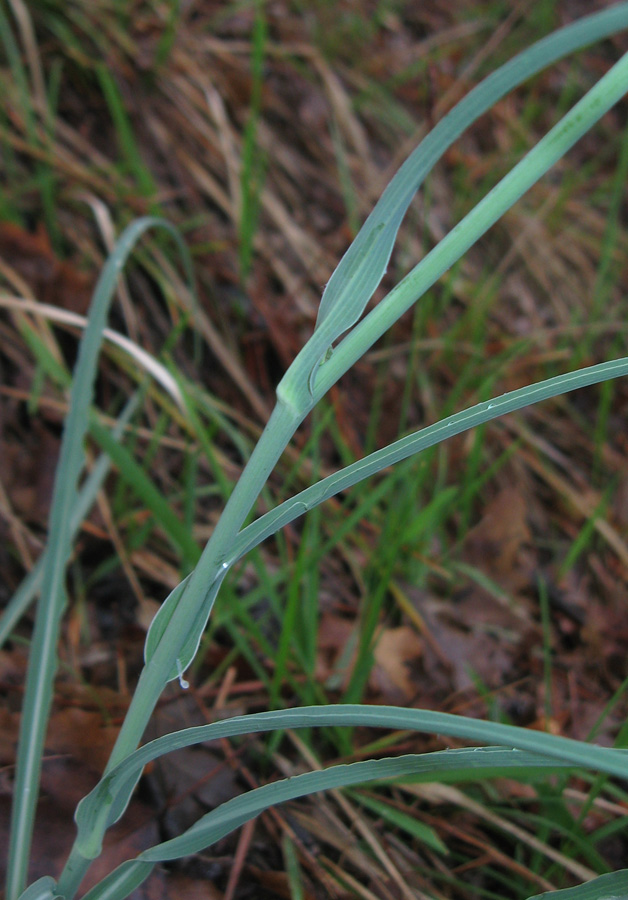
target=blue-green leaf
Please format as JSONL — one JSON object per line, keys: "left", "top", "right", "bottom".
{"left": 74, "top": 703, "right": 628, "bottom": 861}
{"left": 17, "top": 878, "right": 61, "bottom": 900}
{"left": 143, "top": 570, "right": 225, "bottom": 684}
{"left": 277, "top": 2, "right": 628, "bottom": 405}
{"left": 525, "top": 869, "right": 628, "bottom": 900}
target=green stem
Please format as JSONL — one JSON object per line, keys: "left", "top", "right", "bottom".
{"left": 315, "top": 49, "right": 628, "bottom": 400}
{"left": 5, "top": 216, "right": 170, "bottom": 900}
{"left": 47, "top": 24, "right": 628, "bottom": 900}
{"left": 56, "top": 398, "right": 304, "bottom": 899}
{"left": 108, "top": 399, "right": 303, "bottom": 767}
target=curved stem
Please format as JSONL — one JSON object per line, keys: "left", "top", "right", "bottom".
{"left": 56, "top": 399, "right": 303, "bottom": 899}
{"left": 316, "top": 49, "right": 628, "bottom": 400}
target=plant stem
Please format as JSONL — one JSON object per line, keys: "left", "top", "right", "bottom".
{"left": 110, "top": 399, "right": 303, "bottom": 766}
{"left": 4, "top": 218, "right": 189, "bottom": 900}
{"left": 45, "top": 27, "right": 628, "bottom": 900}
{"left": 315, "top": 49, "right": 628, "bottom": 401}
{"left": 56, "top": 398, "right": 304, "bottom": 899}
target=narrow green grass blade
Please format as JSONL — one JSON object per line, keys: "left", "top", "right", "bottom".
{"left": 525, "top": 869, "right": 628, "bottom": 900}
{"left": 347, "top": 790, "right": 448, "bottom": 855}
{"left": 74, "top": 861, "right": 153, "bottom": 900}
{"left": 281, "top": 835, "right": 305, "bottom": 900}
{"left": 139, "top": 749, "right": 547, "bottom": 862}
{"left": 276, "top": 3, "right": 628, "bottom": 408}
{"left": 317, "top": 47, "right": 628, "bottom": 399}
{"left": 0, "top": 395, "right": 140, "bottom": 648}
{"left": 5, "top": 217, "right": 193, "bottom": 900}
{"left": 154, "top": 0, "right": 179, "bottom": 68}
{"left": 83, "top": 857, "right": 628, "bottom": 900}
{"left": 88, "top": 415, "right": 200, "bottom": 567}
{"left": 75, "top": 746, "right": 574, "bottom": 891}
{"left": 73, "top": 705, "right": 628, "bottom": 862}
{"left": 173, "top": 376, "right": 233, "bottom": 499}
{"left": 235, "top": 357, "right": 628, "bottom": 565}
{"left": 95, "top": 63, "right": 157, "bottom": 200}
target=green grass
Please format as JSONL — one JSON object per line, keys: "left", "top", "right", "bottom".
{"left": 3, "top": 4, "right": 628, "bottom": 900}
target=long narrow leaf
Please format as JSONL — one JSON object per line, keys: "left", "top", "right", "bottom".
{"left": 143, "top": 568, "right": 224, "bottom": 683}
{"left": 235, "top": 357, "right": 628, "bottom": 565}
{"left": 276, "top": 3, "right": 628, "bottom": 408}
{"left": 525, "top": 869, "right": 628, "bottom": 900}
{"left": 139, "top": 748, "right": 568, "bottom": 861}
{"left": 77, "top": 747, "right": 581, "bottom": 900}
{"left": 346, "top": 790, "right": 448, "bottom": 854}
{"left": 16, "top": 878, "right": 61, "bottom": 900}
{"left": 88, "top": 415, "right": 200, "bottom": 567}
{"left": 315, "top": 47, "right": 628, "bottom": 399}
{"left": 73, "top": 704, "right": 628, "bottom": 860}
{"left": 5, "top": 218, "right": 194, "bottom": 900}
{"left": 70, "top": 861, "right": 152, "bottom": 900}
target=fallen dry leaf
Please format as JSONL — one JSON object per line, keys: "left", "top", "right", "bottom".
{"left": 463, "top": 486, "right": 531, "bottom": 590}
{"left": 371, "top": 625, "right": 423, "bottom": 703}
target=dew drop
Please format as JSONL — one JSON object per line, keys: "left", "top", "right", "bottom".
{"left": 176, "top": 658, "right": 189, "bottom": 690}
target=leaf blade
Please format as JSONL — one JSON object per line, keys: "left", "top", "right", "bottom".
{"left": 525, "top": 870, "right": 628, "bottom": 900}
{"left": 278, "top": 3, "right": 628, "bottom": 405}
{"left": 74, "top": 704, "right": 628, "bottom": 860}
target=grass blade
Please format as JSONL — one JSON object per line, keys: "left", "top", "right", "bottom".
{"left": 73, "top": 705, "right": 628, "bottom": 863}
{"left": 75, "top": 746, "right": 579, "bottom": 900}
{"left": 235, "top": 357, "right": 628, "bottom": 565}
{"left": 16, "top": 877, "right": 61, "bottom": 900}
{"left": 138, "top": 749, "right": 559, "bottom": 862}
{"left": 5, "top": 217, "right": 194, "bottom": 900}
{"left": 72, "top": 861, "right": 152, "bottom": 900}
{"left": 143, "top": 569, "right": 225, "bottom": 683}
{"left": 88, "top": 415, "right": 200, "bottom": 568}
{"left": 347, "top": 790, "right": 448, "bottom": 855}
{"left": 317, "top": 47, "right": 628, "bottom": 398}
{"left": 525, "top": 869, "right": 628, "bottom": 900}
{"left": 277, "top": 3, "right": 628, "bottom": 408}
